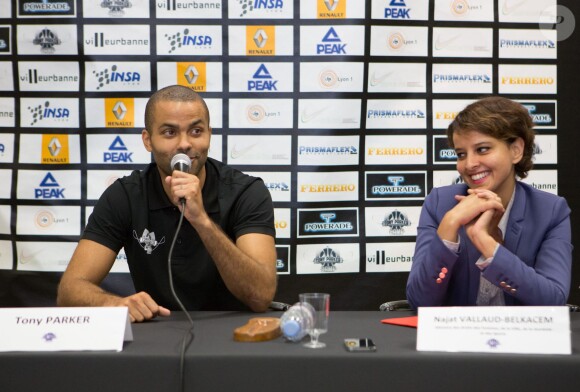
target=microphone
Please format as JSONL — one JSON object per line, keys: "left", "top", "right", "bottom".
{"left": 170, "top": 153, "right": 191, "bottom": 173}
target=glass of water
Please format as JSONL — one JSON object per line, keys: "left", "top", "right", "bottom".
{"left": 299, "top": 293, "right": 330, "bottom": 349}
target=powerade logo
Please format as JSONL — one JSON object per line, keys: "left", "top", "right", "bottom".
{"left": 21, "top": 0, "right": 73, "bottom": 14}
{"left": 373, "top": 176, "right": 421, "bottom": 195}
{"left": 366, "top": 172, "right": 426, "bottom": 200}
{"left": 384, "top": 0, "right": 410, "bottom": 19}
{"left": 248, "top": 64, "right": 278, "bottom": 91}
{"left": 520, "top": 101, "right": 556, "bottom": 128}
{"left": 35, "top": 173, "right": 65, "bottom": 199}
{"left": 299, "top": 209, "right": 358, "bottom": 237}
{"left": 434, "top": 136, "right": 457, "bottom": 163}
{"left": 104, "top": 136, "right": 133, "bottom": 163}
{"left": 317, "top": 28, "right": 346, "bottom": 54}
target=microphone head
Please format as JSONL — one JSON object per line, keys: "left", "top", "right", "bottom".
{"left": 170, "top": 153, "right": 191, "bottom": 173}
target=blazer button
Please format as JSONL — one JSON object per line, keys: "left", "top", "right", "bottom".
{"left": 510, "top": 288, "right": 517, "bottom": 294}
{"left": 500, "top": 281, "right": 507, "bottom": 288}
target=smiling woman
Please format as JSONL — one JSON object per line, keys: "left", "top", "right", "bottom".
{"left": 406, "top": 96, "right": 573, "bottom": 309}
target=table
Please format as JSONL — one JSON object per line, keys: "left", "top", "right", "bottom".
{"left": 3, "top": 311, "right": 580, "bottom": 392}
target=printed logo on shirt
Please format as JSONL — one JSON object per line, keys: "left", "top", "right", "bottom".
{"left": 133, "top": 228, "right": 165, "bottom": 255}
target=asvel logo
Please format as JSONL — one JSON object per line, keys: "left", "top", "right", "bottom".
{"left": 317, "top": 28, "right": 346, "bottom": 54}
{"left": 164, "top": 29, "right": 212, "bottom": 54}
{"left": 248, "top": 64, "right": 278, "bottom": 91}
{"left": 104, "top": 136, "right": 133, "bottom": 163}
{"left": 313, "top": 246, "right": 343, "bottom": 272}
{"left": 33, "top": 28, "right": 62, "bottom": 54}
{"left": 101, "top": 0, "right": 132, "bottom": 16}
{"left": 35, "top": 172, "right": 65, "bottom": 199}
{"left": 382, "top": 209, "right": 411, "bottom": 235}
{"left": 385, "top": 0, "right": 410, "bottom": 19}
{"left": 92, "top": 65, "right": 141, "bottom": 90}
{"left": 27, "top": 101, "right": 70, "bottom": 126}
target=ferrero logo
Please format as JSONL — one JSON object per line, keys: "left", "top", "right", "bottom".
{"left": 300, "top": 184, "right": 356, "bottom": 193}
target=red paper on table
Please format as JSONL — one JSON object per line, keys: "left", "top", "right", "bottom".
{"left": 381, "top": 315, "right": 418, "bottom": 328}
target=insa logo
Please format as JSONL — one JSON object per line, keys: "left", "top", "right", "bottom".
{"left": 164, "top": 29, "right": 212, "bottom": 54}
{"left": 385, "top": 0, "right": 410, "bottom": 19}
{"left": 104, "top": 136, "right": 133, "bottom": 163}
{"left": 248, "top": 64, "right": 277, "bottom": 91}
{"left": 92, "top": 65, "right": 141, "bottom": 90}
{"left": 27, "top": 101, "right": 70, "bottom": 126}
{"left": 318, "top": 27, "right": 346, "bottom": 54}
{"left": 35, "top": 172, "right": 65, "bottom": 199}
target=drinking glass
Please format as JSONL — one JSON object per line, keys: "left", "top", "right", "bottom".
{"left": 299, "top": 293, "right": 330, "bottom": 349}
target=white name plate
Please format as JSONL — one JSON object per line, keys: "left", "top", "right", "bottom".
{"left": 417, "top": 306, "right": 571, "bottom": 355}
{"left": 0, "top": 307, "right": 133, "bottom": 352}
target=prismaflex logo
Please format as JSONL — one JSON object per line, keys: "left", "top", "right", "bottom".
{"left": 42, "top": 135, "right": 69, "bottom": 164}
{"left": 104, "top": 98, "right": 135, "bottom": 128}
{"left": 318, "top": 27, "right": 346, "bottom": 54}
{"left": 318, "top": 0, "right": 346, "bottom": 19}
{"left": 246, "top": 26, "right": 275, "bottom": 55}
{"left": 35, "top": 173, "right": 65, "bottom": 199}
{"left": 177, "top": 62, "right": 207, "bottom": 92}
{"left": 104, "top": 136, "right": 133, "bottom": 163}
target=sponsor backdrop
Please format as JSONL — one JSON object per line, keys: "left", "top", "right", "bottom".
{"left": 1, "top": 0, "right": 579, "bottom": 309}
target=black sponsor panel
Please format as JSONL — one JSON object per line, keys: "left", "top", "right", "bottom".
{"left": 366, "top": 172, "right": 426, "bottom": 200}
{"left": 0, "top": 27, "right": 10, "bottom": 54}
{"left": 519, "top": 101, "right": 557, "bottom": 128}
{"left": 18, "top": 0, "right": 76, "bottom": 17}
{"left": 275, "top": 246, "right": 290, "bottom": 274}
{"left": 298, "top": 208, "right": 358, "bottom": 237}
{"left": 433, "top": 135, "right": 456, "bottom": 163}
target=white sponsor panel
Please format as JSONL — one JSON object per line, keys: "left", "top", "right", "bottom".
{"left": 297, "top": 135, "right": 360, "bottom": 166}
{"left": 368, "top": 62, "right": 426, "bottom": 93}
{"left": 156, "top": 25, "right": 222, "bottom": 56}
{"left": 297, "top": 171, "right": 358, "bottom": 202}
{"left": 156, "top": 62, "right": 223, "bottom": 92}
{"left": 0, "top": 62, "right": 14, "bottom": 91}
{"left": 86, "top": 134, "right": 151, "bottom": 164}
{"left": 433, "top": 27, "right": 492, "bottom": 58}
{"left": 300, "top": 25, "right": 365, "bottom": 56}
{"left": 18, "top": 134, "right": 81, "bottom": 164}
{"left": 0, "top": 170, "right": 11, "bottom": 199}
{"left": 17, "top": 170, "right": 81, "bottom": 200}
{"left": 300, "top": 0, "right": 366, "bottom": 19}
{"left": 434, "top": 0, "right": 494, "bottom": 21}
{"left": 83, "top": 0, "right": 150, "bottom": 18}
{"left": 0, "top": 4, "right": 10, "bottom": 18}
{"left": 85, "top": 62, "right": 151, "bottom": 92}
{"left": 432, "top": 170, "right": 463, "bottom": 188}
{"left": 228, "top": 0, "right": 293, "bottom": 19}
{"left": 296, "top": 243, "right": 359, "bottom": 274}
{"left": 298, "top": 99, "right": 361, "bottom": 129}
{"left": 229, "top": 62, "right": 293, "bottom": 93}
{"left": 274, "top": 208, "right": 291, "bottom": 239}
{"left": 370, "top": 26, "right": 428, "bottom": 57}
{"left": 0, "top": 97, "right": 15, "bottom": 127}
{"left": 0, "top": 241, "right": 12, "bottom": 270}
{"left": 499, "top": 0, "right": 557, "bottom": 23}
{"left": 20, "top": 98, "right": 79, "bottom": 128}
{"left": 209, "top": 134, "right": 222, "bottom": 161}
{"left": 499, "top": 29, "right": 557, "bottom": 59}
{"left": 300, "top": 62, "right": 364, "bottom": 92}
{"left": 366, "top": 242, "right": 415, "bottom": 272}
{"left": 533, "top": 135, "right": 557, "bottom": 164}
{"left": 499, "top": 64, "right": 557, "bottom": 95}
{"left": 110, "top": 249, "right": 130, "bottom": 273}
{"left": 365, "top": 135, "right": 427, "bottom": 165}
{"left": 227, "top": 135, "right": 291, "bottom": 165}
{"left": 84, "top": 98, "right": 147, "bottom": 128}
{"left": 83, "top": 25, "right": 150, "bottom": 55}
{"left": 87, "top": 170, "right": 133, "bottom": 201}
{"left": 432, "top": 63, "right": 492, "bottom": 94}
{"left": 365, "top": 206, "right": 421, "bottom": 237}
{"left": 229, "top": 99, "right": 293, "bottom": 129}
{"left": 18, "top": 61, "right": 79, "bottom": 91}
{"left": 245, "top": 171, "right": 291, "bottom": 202}
{"left": 0, "top": 133, "right": 15, "bottom": 162}
{"left": 366, "top": 99, "right": 427, "bottom": 129}
{"left": 16, "top": 206, "right": 80, "bottom": 236}
{"left": 522, "top": 170, "right": 558, "bottom": 195}
{"left": 0, "top": 205, "right": 9, "bottom": 234}
{"left": 206, "top": 98, "right": 222, "bottom": 129}
{"left": 228, "top": 26, "right": 293, "bottom": 56}
{"left": 371, "top": 0, "right": 429, "bottom": 20}
{"left": 156, "top": 0, "right": 222, "bottom": 18}
{"left": 432, "top": 99, "right": 475, "bottom": 129}
{"left": 16, "top": 241, "right": 77, "bottom": 272}
{"left": 17, "top": 25, "right": 78, "bottom": 55}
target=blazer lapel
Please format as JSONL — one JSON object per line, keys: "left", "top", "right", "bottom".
{"left": 503, "top": 183, "right": 525, "bottom": 253}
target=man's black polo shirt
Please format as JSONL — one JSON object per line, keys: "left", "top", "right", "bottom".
{"left": 83, "top": 158, "right": 275, "bottom": 311}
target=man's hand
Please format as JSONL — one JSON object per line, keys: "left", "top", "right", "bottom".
{"left": 111, "top": 291, "right": 171, "bottom": 323}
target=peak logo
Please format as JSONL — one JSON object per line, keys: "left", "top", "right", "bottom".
{"left": 248, "top": 64, "right": 278, "bottom": 91}
{"left": 177, "top": 62, "right": 207, "bottom": 92}
{"left": 105, "top": 98, "right": 135, "bottom": 128}
{"left": 247, "top": 26, "right": 275, "bottom": 55}
{"left": 35, "top": 173, "right": 65, "bottom": 199}
{"left": 104, "top": 136, "right": 133, "bottom": 163}
{"left": 318, "top": 27, "right": 346, "bottom": 54}
{"left": 42, "top": 135, "right": 70, "bottom": 164}
{"left": 317, "top": 0, "right": 346, "bottom": 19}
{"left": 384, "top": 0, "right": 410, "bottom": 19}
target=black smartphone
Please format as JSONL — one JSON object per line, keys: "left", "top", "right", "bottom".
{"left": 344, "top": 338, "right": 377, "bottom": 352}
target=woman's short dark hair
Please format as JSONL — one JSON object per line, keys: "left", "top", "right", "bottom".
{"left": 446, "top": 96, "right": 535, "bottom": 179}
